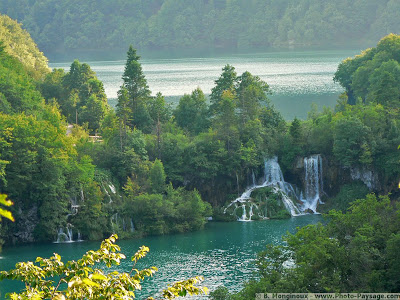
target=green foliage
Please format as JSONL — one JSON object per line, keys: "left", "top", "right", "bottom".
{"left": 60, "top": 60, "right": 110, "bottom": 133}
{"left": 321, "top": 181, "right": 369, "bottom": 213}
{"left": 149, "top": 159, "right": 166, "bottom": 194}
{"left": 210, "top": 64, "right": 237, "bottom": 113}
{"left": 0, "top": 14, "right": 50, "bottom": 79}
{"left": 174, "top": 88, "right": 209, "bottom": 135}
{"left": 231, "top": 194, "right": 400, "bottom": 298}
{"left": 0, "top": 44, "right": 45, "bottom": 114}
{"left": 0, "top": 194, "right": 13, "bottom": 222}
{"left": 209, "top": 286, "right": 230, "bottom": 300}
{"left": 122, "top": 185, "right": 211, "bottom": 236}
{"left": 335, "top": 34, "right": 400, "bottom": 108}
{"left": 119, "top": 45, "right": 153, "bottom": 132}
{"left": 0, "top": 234, "right": 208, "bottom": 299}
{"left": 1, "top": 1, "right": 399, "bottom": 55}
{"left": 333, "top": 116, "right": 371, "bottom": 167}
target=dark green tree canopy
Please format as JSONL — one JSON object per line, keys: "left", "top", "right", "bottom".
{"left": 334, "top": 34, "right": 400, "bottom": 107}
{"left": 2, "top": 1, "right": 400, "bottom": 56}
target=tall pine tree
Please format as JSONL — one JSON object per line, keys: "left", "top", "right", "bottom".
{"left": 119, "top": 46, "right": 152, "bottom": 132}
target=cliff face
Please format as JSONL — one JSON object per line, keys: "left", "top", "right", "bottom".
{"left": 4, "top": 205, "right": 38, "bottom": 245}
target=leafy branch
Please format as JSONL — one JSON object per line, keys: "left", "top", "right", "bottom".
{"left": 0, "top": 234, "right": 207, "bottom": 299}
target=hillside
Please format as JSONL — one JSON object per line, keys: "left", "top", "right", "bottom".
{"left": 1, "top": 0, "right": 400, "bottom": 58}
{"left": 0, "top": 14, "right": 49, "bottom": 78}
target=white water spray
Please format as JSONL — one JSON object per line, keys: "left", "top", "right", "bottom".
{"left": 225, "top": 157, "right": 301, "bottom": 220}
{"left": 301, "top": 155, "right": 324, "bottom": 213}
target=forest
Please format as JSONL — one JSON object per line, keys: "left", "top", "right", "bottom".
{"left": 1, "top": 0, "right": 400, "bottom": 58}
{"left": 0, "top": 11, "right": 400, "bottom": 299}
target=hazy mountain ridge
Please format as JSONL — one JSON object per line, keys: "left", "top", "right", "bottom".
{"left": 1, "top": 0, "right": 400, "bottom": 58}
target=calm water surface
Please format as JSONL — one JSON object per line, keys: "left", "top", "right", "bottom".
{"left": 50, "top": 50, "right": 359, "bottom": 119}
{"left": 0, "top": 215, "right": 321, "bottom": 298}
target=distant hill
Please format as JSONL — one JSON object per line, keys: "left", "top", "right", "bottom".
{"left": 0, "top": 14, "right": 49, "bottom": 78}
{"left": 1, "top": 0, "right": 400, "bottom": 58}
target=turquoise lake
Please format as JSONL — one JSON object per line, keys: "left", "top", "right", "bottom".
{"left": 0, "top": 50, "right": 353, "bottom": 298}
{"left": 0, "top": 216, "right": 322, "bottom": 298}
{"left": 50, "top": 49, "right": 359, "bottom": 119}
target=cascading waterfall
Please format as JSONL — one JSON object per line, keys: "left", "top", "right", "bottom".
{"left": 56, "top": 226, "right": 73, "bottom": 243}
{"left": 109, "top": 184, "right": 116, "bottom": 194}
{"left": 56, "top": 193, "right": 85, "bottom": 243}
{"left": 225, "top": 155, "right": 325, "bottom": 221}
{"left": 301, "top": 155, "right": 324, "bottom": 213}
{"left": 263, "top": 157, "right": 301, "bottom": 216}
{"left": 225, "top": 157, "right": 301, "bottom": 220}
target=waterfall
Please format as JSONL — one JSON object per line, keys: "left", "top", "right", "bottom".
{"left": 225, "top": 155, "right": 325, "bottom": 221}
{"left": 56, "top": 227, "right": 73, "bottom": 243}
{"left": 109, "top": 184, "right": 116, "bottom": 194}
{"left": 263, "top": 157, "right": 301, "bottom": 216}
{"left": 130, "top": 218, "right": 135, "bottom": 232}
{"left": 56, "top": 195, "right": 82, "bottom": 243}
{"left": 70, "top": 196, "right": 79, "bottom": 215}
{"left": 225, "top": 157, "right": 301, "bottom": 220}
{"left": 252, "top": 170, "right": 256, "bottom": 186}
{"left": 102, "top": 182, "right": 112, "bottom": 203}
{"left": 80, "top": 188, "right": 85, "bottom": 201}
{"left": 301, "top": 155, "right": 324, "bottom": 213}
{"left": 264, "top": 156, "right": 285, "bottom": 184}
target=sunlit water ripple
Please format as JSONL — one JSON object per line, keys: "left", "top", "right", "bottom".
{"left": 50, "top": 50, "right": 357, "bottom": 98}
{"left": 0, "top": 216, "right": 322, "bottom": 298}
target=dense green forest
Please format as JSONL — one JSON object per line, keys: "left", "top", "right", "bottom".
{"left": 0, "top": 14, "right": 400, "bottom": 247}
{"left": 1, "top": 0, "right": 400, "bottom": 58}
{"left": 1, "top": 10, "right": 400, "bottom": 300}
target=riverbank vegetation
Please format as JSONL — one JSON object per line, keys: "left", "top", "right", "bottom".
{"left": 0, "top": 14, "right": 400, "bottom": 246}
{"left": 1, "top": 1, "right": 400, "bottom": 58}
{"left": 212, "top": 194, "right": 400, "bottom": 298}
{"left": 0, "top": 9, "right": 400, "bottom": 300}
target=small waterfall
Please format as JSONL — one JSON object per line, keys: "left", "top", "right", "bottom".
{"left": 252, "top": 170, "right": 256, "bottom": 186}
{"left": 56, "top": 227, "right": 73, "bottom": 243}
{"left": 102, "top": 182, "right": 112, "bottom": 203}
{"left": 241, "top": 204, "right": 247, "bottom": 221}
{"left": 301, "top": 155, "right": 324, "bottom": 213}
{"left": 225, "top": 155, "right": 325, "bottom": 220}
{"left": 130, "top": 218, "right": 135, "bottom": 232}
{"left": 66, "top": 226, "right": 73, "bottom": 241}
{"left": 56, "top": 193, "right": 84, "bottom": 243}
{"left": 264, "top": 157, "right": 285, "bottom": 184}
{"left": 263, "top": 157, "right": 301, "bottom": 216}
{"left": 275, "top": 187, "right": 301, "bottom": 216}
{"left": 109, "top": 184, "right": 116, "bottom": 194}
{"left": 70, "top": 196, "right": 80, "bottom": 215}
{"left": 225, "top": 157, "right": 301, "bottom": 220}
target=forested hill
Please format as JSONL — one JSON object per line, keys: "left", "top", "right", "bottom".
{"left": 1, "top": 0, "right": 400, "bottom": 58}
{"left": 0, "top": 14, "right": 49, "bottom": 78}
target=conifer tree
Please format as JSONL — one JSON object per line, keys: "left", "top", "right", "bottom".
{"left": 119, "top": 46, "right": 152, "bottom": 131}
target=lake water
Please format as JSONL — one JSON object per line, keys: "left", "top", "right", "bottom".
{"left": 0, "top": 50, "right": 347, "bottom": 297}
{"left": 0, "top": 215, "right": 321, "bottom": 298}
{"left": 50, "top": 50, "right": 359, "bottom": 119}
